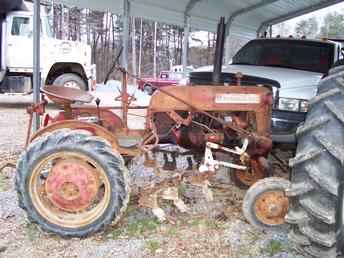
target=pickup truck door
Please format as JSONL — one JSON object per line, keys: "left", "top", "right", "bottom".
{"left": 6, "top": 14, "right": 33, "bottom": 71}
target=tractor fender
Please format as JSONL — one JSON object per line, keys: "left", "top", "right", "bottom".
{"left": 29, "top": 120, "right": 120, "bottom": 151}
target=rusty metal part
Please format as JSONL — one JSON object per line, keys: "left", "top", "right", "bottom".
{"left": 25, "top": 97, "right": 48, "bottom": 148}
{"left": 51, "top": 108, "right": 124, "bottom": 134}
{"left": 139, "top": 119, "right": 159, "bottom": 153}
{"left": 254, "top": 190, "right": 289, "bottom": 226}
{"left": 235, "top": 72, "right": 243, "bottom": 86}
{"left": 28, "top": 120, "right": 140, "bottom": 157}
{"left": 138, "top": 169, "right": 215, "bottom": 221}
{"left": 28, "top": 151, "right": 111, "bottom": 228}
{"left": 45, "top": 159, "right": 100, "bottom": 212}
{"left": 42, "top": 85, "right": 94, "bottom": 105}
{"left": 233, "top": 158, "right": 268, "bottom": 187}
{"left": 166, "top": 111, "right": 192, "bottom": 126}
{"left": 205, "top": 133, "right": 224, "bottom": 144}
{"left": 148, "top": 86, "right": 271, "bottom": 137}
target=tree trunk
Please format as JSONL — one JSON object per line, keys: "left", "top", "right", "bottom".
{"left": 138, "top": 18, "right": 143, "bottom": 78}
{"left": 131, "top": 16, "right": 137, "bottom": 84}
{"left": 153, "top": 21, "right": 157, "bottom": 78}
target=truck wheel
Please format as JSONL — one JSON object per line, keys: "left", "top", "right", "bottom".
{"left": 243, "top": 177, "right": 289, "bottom": 231}
{"left": 286, "top": 67, "right": 344, "bottom": 257}
{"left": 143, "top": 83, "right": 154, "bottom": 95}
{"left": 53, "top": 73, "right": 87, "bottom": 91}
{"left": 16, "top": 129, "right": 130, "bottom": 237}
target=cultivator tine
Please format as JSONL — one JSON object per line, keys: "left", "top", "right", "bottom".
{"left": 138, "top": 191, "right": 167, "bottom": 222}
{"left": 143, "top": 152, "right": 156, "bottom": 168}
{"left": 161, "top": 187, "right": 188, "bottom": 213}
{"left": 190, "top": 179, "right": 213, "bottom": 201}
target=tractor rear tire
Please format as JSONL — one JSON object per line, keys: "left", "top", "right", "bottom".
{"left": 286, "top": 65, "right": 344, "bottom": 257}
{"left": 16, "top": 129, "right": 130, "bottom": 238}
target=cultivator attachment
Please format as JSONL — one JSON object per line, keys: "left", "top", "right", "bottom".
{"left": 133, "top": 139, "right": 252, "bottom": 222}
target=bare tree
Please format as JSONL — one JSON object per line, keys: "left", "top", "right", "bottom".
{"left": 131, "top": 16, "right": 137, "bottom": 83}
{"left": 138, "top": 18, "right": 143, "bottom": 77}
{"left": 153, "top": 21, "right": 157, "bottom": 78}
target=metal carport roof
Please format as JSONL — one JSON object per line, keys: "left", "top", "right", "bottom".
{"left": 56, "top": 0, "right": 343, "bottom": 38}
{"left": 30, "top": 0, "right": 343, "bottom": 131}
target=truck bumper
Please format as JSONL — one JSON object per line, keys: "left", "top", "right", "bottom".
{"left": 271, "top": 110, "right": 306, "bottom": 144}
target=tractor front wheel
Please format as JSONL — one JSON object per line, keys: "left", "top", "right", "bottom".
{"left": 16, "top": 129, "right": 130, "bottom": 237}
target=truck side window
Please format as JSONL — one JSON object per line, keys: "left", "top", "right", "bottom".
{"left": 11, "top": 17, "right": 30, "bottom": 36}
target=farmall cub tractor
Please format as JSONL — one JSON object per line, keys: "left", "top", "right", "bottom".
{"left": 14, "top": 19, "right": 288, "bottom": 239}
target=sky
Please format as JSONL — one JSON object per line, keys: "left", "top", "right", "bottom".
{"left": 274, "top": 2, "right": 344, "bottom": 34}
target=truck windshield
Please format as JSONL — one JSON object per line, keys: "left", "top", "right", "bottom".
{"left": 232, "top": 39, "right": 334, "bottom": 74}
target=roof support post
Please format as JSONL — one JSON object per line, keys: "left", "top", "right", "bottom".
{"left": 257, "top": 0, "right": 344, "bottom": 36}
{"left": 224, "top": 0, "right": 279, "bottom": 64}
{"left": 33, "top": 0, "right": 41, "bottom": 132}
{"left": 182, "top": 15, "right": 190, "bottom": 77}
{"left": 182, "top": 0, "right": 201, "bottom": 76}
{"left": 121, "top": 0, "right": 130, "bottom": 71}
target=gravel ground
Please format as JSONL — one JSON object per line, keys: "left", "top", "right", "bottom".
{"left": 0, "top": 107, "right": 305, "bottom": 258}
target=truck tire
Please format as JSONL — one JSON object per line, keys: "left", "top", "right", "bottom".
{"left": 143, "top": 83, "right": 154, "bottom": 95}
{"left": 53, "top": 73, "right": 87, "bottom": 91}
{"left": 286, "top": 66, "right": 344, "bottom": 257}
{"left": 16, "top": 129, "right": 130, "bottom": 238}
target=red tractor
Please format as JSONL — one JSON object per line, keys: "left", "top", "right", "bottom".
{"left": 13, "top": 18, "right": 287, "bottom": 239}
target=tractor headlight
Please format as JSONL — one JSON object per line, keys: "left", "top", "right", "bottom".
{"left": 278, "top": 98, "right": 308, "bottom": 112}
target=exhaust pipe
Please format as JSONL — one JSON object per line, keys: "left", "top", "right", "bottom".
{"left": 212, "top": 17, "right": 226, "bottom": 85}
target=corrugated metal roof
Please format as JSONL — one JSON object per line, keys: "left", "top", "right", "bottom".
{"left": 56, "top": 0, "right": 343, "bottom": 39}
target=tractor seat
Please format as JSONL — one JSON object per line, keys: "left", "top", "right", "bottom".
{"left": 42, "top": 85, "right": 94, "bottom": 105}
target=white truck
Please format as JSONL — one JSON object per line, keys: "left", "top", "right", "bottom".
{"left": 0, "top": 0, "right": 96, "bottom": 93}
{"left": 193, "top": 38, "right": 343, "bottom": 143}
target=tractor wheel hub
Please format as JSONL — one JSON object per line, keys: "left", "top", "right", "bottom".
{"left": 254, "top": 191, "right": 288, "bottom": 225}
{"left": 45, "top": 159, "right": 100, "bottom": 212}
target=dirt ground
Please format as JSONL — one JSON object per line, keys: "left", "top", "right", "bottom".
{"left": 0, "top": 107, "right": 305, "bottom": 258}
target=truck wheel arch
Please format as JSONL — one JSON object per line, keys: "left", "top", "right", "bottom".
{"left": 45, "top": 62, "right": 88, "bottom": 90}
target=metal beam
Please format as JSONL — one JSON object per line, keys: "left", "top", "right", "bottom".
{"left": 257, "top": 0, "right": 343, "bottom": 36}
{"left": 225, "top": 0, "right": 279, "bottom": 36}
{"left": 33, "top": 0, "right": 41, "bottom": 132}
{"left": 185, "top": 0, "right": 201, "bottom": 16}
{"left": 224, "top": 0, "right": 279, "bottom": 64}
{"left": 182, "top": 0, "right": 201, "bottom": 75}
{"left": 121, "top": 0, "right": 130, "bottom": 71}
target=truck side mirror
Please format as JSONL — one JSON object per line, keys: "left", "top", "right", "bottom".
{"left": 341, "top": 47, "right": 344, "bottom": 58}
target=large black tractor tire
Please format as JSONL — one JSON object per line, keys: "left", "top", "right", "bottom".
{"left": 16, "top": 129, "right": 130, "bottom": 238}
{"left": 53, "top": 73, "right": 87, "bottom": 91}
{"left": 286, "top": 65, "right": 344, "bottom": 257}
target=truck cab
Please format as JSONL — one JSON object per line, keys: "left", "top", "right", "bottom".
{"left": 0, "top": 1, "right": 96, "bottom": 93}
{"left": 193, "top": 37, "right": 343, "bottom": 143}
{"left": 225, "top": 38, "right": 342, "bottom": 143}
